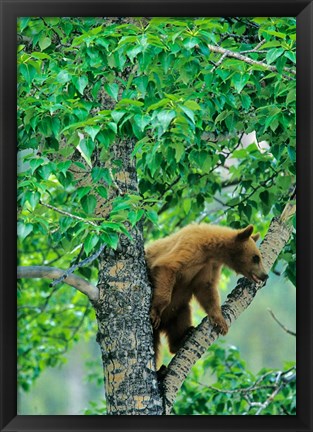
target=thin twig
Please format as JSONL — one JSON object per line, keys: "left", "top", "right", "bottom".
{"left": 255, "top": 384, "right": 283, "bottom": 415}
{"left": 50, "top": 243, "right": 106, "bottom": 287}
{"left": 40, "top": 201, "right": 98, "bottom": 227}
{"left": 109, "top": 168, "right": 124, "bottom": 196}
{"left": 267, "top": 308, "right": 296, "bottom": 336}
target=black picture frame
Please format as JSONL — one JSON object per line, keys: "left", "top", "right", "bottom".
{"left": 1, "top": 1, "right": 312, "bottom": 431}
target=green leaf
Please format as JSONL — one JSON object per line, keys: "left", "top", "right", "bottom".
{"left": 215, "top": 110, "right": 230, "bottom": 124}
{"left": 51, "top": 117, "right": 61, "bottom": 137}
{"left": 57, "top": 70, "right": 72, "bottom": 84}
{"left": 241, "top": 94, "right": 251, "bottom": 110}
{"left": 146, "top": 210, "right": 158, "bottom": 225}
{"left": 19, "top": 63, "right": 37, "bottom": 84}
{"left": 100, "top": 231, "right": 119, "bottom": 250}
{"left": 111, "top": 110, "right": 126, "bottom": 123}
{"left": 30, "top": 158, "right": 45, "bottom": 173}
{"left": 184, "top": 100, "right": 201, "bottom": 111}
{"left": 81, "top": 195, "right": 97, "bottom": 214}
{"left": 180, "top": 105, "right": 195, "bottom": 124}
{"left": 78, "top": 138, "right": 95, "bottom": 162}
{"left": 286, "top": 89, "right": 296, "bottom": 105}
{"left": 266, "top": 48, "right": 284, "bottom": 65}
{"left": 84, "top": 234, "right": 99, "bottom": 255}
{"left": 108, "top": 122, "right": 117, "bottom": 134}
{"left": 284, "top": 51, "right": 296, "bottom": 64}
{"left": 263, "top": 29, "right": 286, "bottom": 39}
{"left": 261, "top": 40, "right": 282, "bottom": 49}
{"left": 231, "top": 73, "right": 250, "bottom": 93}
{"left": 171, "top": 141, "right": 185, "bottom": 162}
{"left": 91, "top": 167, "right": 111, "bottom": 183}
{"left": 259, "top": 190, "right": 269, "bottom": 205}
{"left": 147, "top": 98, "right": 170, "bottom": 112}
{"left": 31, "top": 52, "right": 51, "bottom": 60}
{"left": 96, "top": 186, "right": 108, "bottom": 199}
{"left": 19, "top": 17, "right": 30, "bottom": 32}
{"left": 57, "top": 161, "right": 72, "bottom": 175}
{"left": 39, "top": 36, "right": 51, "bottom": 51}
{"left": 134, "top": 114, "right": 150, "bottom": 132}
{"left": 72, "top": 75, "right": 89, "bottom": 95}
{"left": 17, "top": 222, "right": 33, "bottom": 241}
{"left": 76, "top": 186, "right": 92, "bottom": 199}
{"left": 104, "top": 83, "right": 119, "bottom": 101}
{"left": 84, "top": 126, "right": 101, "bottom": 141}
{"left": 128, "top": 209, "right": 144, "bottom": 227}
{"left": 183, "top": 199, "right": 191, "bottom": 214}
{"left": 116, "top": 99, "right": 144, "bottom": 108}
{"left": 287, "top": 146, "right": 296, "bottom": 162}
{"left": 157, "top": 110, "right": 175, "bottom": 131}
{"left": 29, "top": 191, "right": 40, "bottom": 210}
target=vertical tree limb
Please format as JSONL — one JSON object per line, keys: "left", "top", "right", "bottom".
{"left": 94, "top": 138, "right": 163, "bottom": 415}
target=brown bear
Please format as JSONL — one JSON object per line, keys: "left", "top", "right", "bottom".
{"left": 145, "top": 223, "right": 268, "bottom": 363}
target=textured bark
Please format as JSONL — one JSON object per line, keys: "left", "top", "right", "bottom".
{"left": 93, "top": 138, "right": 163, "bottom": 415}
{"left": 163, "top": 206, "right": 295, "bottom": 414}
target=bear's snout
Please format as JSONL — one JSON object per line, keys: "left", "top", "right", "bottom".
{"left": 250, "top": 271, "right": 268, "bottom": 284}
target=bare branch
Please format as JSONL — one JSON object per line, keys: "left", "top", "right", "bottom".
{"left": 17, "top": 266, "right": 99, "bottom": 301}
{"left": 267, "top": 308, "right": 296, "bottom": 336}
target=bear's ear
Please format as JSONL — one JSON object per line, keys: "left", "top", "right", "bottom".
{"left": 251, "top": 232, "right": 260, "bottom": 242}
{"left": 237, "top": 225, "right": 254, "bottom": 241}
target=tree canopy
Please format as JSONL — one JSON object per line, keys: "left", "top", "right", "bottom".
{"left": 17, "top": 16, "right": 296, "bottom": 414}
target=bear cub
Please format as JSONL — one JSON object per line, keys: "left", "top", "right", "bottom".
{"left": 145, "top": 223, "right": 268, "bottom": 363}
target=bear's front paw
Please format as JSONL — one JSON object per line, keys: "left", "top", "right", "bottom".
{"left": 150, "top": 308, "right": 161, "bottom": 329}
{"left": 210, "top": 313, "right": 228, "bottom": 335}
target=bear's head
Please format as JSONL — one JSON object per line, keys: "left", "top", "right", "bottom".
{"left": 229, "top": 225, "right": 268, "bottom": 284}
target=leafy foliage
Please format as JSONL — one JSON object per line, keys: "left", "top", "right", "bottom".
{"left": 18, "top": 16, "right": 296, "bottom": 267}
{"left": 17, "top": 17, "right": 296, "bottom": 413}
{"left": 174, "top": 343, "right": 296, "bottom": 415}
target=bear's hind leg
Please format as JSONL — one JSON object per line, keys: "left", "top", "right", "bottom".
{"left": 165, "top": 305, "right": 193, "bottom": 354}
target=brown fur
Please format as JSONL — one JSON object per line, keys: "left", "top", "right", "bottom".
{"left": 145, "top": 223, "right": 268, "bottom": 364}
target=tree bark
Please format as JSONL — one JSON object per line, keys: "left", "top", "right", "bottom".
{"left": 17, "top": 265, "right": 99, "bottom": 301}
{"left": 93, "top": 138, "right": 163, "bottom": 415}
{"left": 162, "top": 204, "right": 295, "bottom": 414}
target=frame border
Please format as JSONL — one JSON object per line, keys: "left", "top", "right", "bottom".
{"left": 1, "top": 1, "right": 312, "bottom": 431}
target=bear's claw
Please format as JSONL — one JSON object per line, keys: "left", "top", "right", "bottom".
{"left": 150, "top": 309, "right": 161, "bottom": 329}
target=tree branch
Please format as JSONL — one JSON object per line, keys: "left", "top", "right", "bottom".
{"left": 17, "top": 266, "right": 99, "bottom": 301}
{"left": 267, "top": 308, "right": 296, "bottom": 336}
{"left": 163, "top": 198, "right": 296, "bottom": 414}
{"left": 207, "top": 44, "right": 296, "bottom": 78}
{"left": 39, "top": 201, "right": 98, "bottom": 227}
{"left": 50, "top": 243, "right": 106, "bottom": 287}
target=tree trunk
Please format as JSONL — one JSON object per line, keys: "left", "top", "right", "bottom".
{"left": 92, "top": 138, "right": 163, "bottom": 415}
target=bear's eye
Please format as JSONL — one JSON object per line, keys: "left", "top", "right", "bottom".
{"left": 252, "top": 255, "right": 260, "bottom": 264}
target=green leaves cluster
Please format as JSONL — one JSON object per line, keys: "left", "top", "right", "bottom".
{"left": 174, "top": 343, "right": 296, "bottom": 415}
